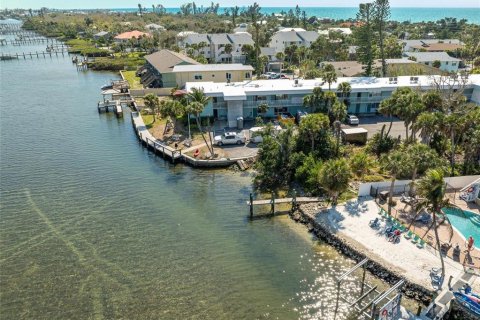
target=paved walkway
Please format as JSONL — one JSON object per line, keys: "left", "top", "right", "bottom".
{"left": 302, "top": 199, "right": 480, "bottom": 293}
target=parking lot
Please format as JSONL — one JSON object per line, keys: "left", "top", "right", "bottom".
{"left": 342, "top": 115, "right": 407, "bottom": 139}
{"left": 208, "top": 115, "right": 407, "bottom": 159}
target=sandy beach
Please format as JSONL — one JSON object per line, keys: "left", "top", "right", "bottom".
{"left": 302, "top": 199, "right": 480, "bottom": 294}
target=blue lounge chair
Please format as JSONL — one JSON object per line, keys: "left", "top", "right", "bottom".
{"left": 417, "top": 239, "right": 425, "bottom": 248}
{"left": 404, "top": 230, "right": 413, "bottom": 239}
{"left": 411, "top": 234, "right": 420, "bottom": 244}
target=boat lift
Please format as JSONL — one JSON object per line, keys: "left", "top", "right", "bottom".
{"left": 334, "top": 258, "right": 405, "bottom": 320}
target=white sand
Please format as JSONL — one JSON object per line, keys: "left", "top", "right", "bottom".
{"left": 309, "top": 198, "right": 480, "bottom": 293}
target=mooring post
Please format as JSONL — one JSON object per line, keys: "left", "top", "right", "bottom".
{"left": 360, "top": 263, "right": 367, "bottom": 296}
{"left": 271, "top": 192, "right": 275, "bottom": 214}
{"left": 416, "top": 305, "right": 422, "bottom": 316}
{"left": 334, "top": 281, "right": 341, "bottom": 319}
{"left": 249, "top": 193, "right": 253, "bottom": 218}
{"left": 292, "top": 189, "right": 297, "bottom": 211}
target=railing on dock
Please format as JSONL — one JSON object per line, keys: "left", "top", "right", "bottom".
{"left": 0, "top": 48, "right": 69, "bottom": 61}
{"left": 247, "top": 192, "right": 325, "bottom": 219}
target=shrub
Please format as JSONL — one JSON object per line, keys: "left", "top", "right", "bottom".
{"left": 363, "top": 175, "right": 385, "bottom": 182}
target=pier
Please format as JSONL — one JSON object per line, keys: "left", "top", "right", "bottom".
{"left": 97, "top": 100, "right": 124, "bottom": 117}
{"left": 0, "top": 48, "right": 69, "bottom": 61}
{"left": 247, "top": 193, "right": 325, "bottom": 218}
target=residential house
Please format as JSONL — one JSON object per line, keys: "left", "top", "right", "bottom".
{"left": 145, "top": 23, "right": 165, "bottom": 32}
{"left": 141, "top": 49, "right": 200, "bottom": 88}
{"left": 93, "top": 31, "right": 110, "bottom": 40}
{"left": 172, "top": 64, "right": 253, "bottom": 88}
{"left": 208, "top": 33, "right": 233, "bottom": 63}
{"left": 405, "top": 52, "right": 461, "bottom": 72}
{"left": 401, "top": 39, "right": 464, "bottom": 52}
{"left": 226, "top": 33, "right": 254, "bottom": 63}
{"left": 269, "top": 29, "right": 320, "bottom": 53}
{"left": 180, "top": 33, "right": 254, "bottom": 63}
{"left": 318, "top": 28, "right": 352, "bottom": 36}
{"left": 182, "top": 33, "right": 211, "bottom": 60}
{"left": 114, "top": 30, "right": 151, "bottom": 43}
{"left": 260, "top": 47, "right": 283, "bottom": 72}
{"left": 185, "top": 74, "right": 479, "bottom": 127}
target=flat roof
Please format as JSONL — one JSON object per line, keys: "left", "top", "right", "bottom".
{"left": 186, "top": 74, "right": 480, "bottom": 98}
{"left": 342, "top": 128, "right": 368, "bottom": 134}
{"left": 172, "top": 64, "right": 254, "bottom": 73}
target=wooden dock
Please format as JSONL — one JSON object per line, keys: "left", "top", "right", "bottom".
{"left": 131, "top": 112, "right": 182, "bottom": 162}
{"left": 247, "top": 193, "right": 325, "bottom": 218}
{"left": 0, "top": 49, "right": 69, "bottom": 61}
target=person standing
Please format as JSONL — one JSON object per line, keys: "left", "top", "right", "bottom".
{"left": 466, "top": 236, "right": 474, "bottom": 252}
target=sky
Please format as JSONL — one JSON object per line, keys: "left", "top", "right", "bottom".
{"left": 1, "top": 0, "right": 479, "bottom": 9}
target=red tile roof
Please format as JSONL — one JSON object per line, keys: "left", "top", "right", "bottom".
{"left": 114, "top": 30, "right": 151, "bottom": 40}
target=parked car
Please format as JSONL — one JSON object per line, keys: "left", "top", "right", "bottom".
{"left": 277, "top": 112, "right": 295, "bottom": 125}
{"left": 346, "top": 114, "right": 360, "bottom": 125}
{"left": 279, "top": 74, "right": 289, "bottom": 79}
{"left": 214, "top": 132, "right": 246, "bottom": 146}
{"left": 295, "top": 111, "right": 308, "bottom": 125}
{"left": 269, "top": 73, "right": 280, "bottom": 79}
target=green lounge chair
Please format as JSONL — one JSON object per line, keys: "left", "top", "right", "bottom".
{"left": 411, "top": 234, "right": 420, "bottom": 244}
{"left": 404, "top": 230, "right": 413, "bottom": 239}
{"left": 417, "top": 239, "right": 425, "bottom": 249}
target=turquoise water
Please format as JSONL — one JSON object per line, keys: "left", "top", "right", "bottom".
{"left": 0, "top": 34, "right": 404, "bottom": 319}
{"left": 106, "top": 7, "right": 480, "bottom": 24}
{"left": 443, "top": 208, "right": 480, "bottom": 246}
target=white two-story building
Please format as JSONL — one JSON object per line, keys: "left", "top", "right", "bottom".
{"left": 186, "top": 75, "right": 480, "bottom": 128}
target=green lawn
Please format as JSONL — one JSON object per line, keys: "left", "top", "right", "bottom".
{"left": 122, "top": 71, "right": 143, "bottom": 89}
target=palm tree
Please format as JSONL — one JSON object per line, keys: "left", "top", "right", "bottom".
{"left": 322, "top": 64, "right": 337, "bottom": 90}
{"left": 275, "top": 52, "right": 285, "bottom": 63}
{"left": 144, "top": 94, "right": 160, "bottom": 122}
{"left": 303, "top": 87, "right": 325, "bottom": 113}
{"left": 159, "top": 100, "right": 185, "bottom": 134}
{"left": 337, "top": 81, "right": 352, "bottom": 106}
{"left": 257, "top": 103, "right": 269, "bottom": 119}
{"left": 415, "top": 169, "right": 460, "bottom": 281}
{"left": 381, "top": 150, "right": 410, "bottom": 215}
{"left": 350, "top": 151, "right": 374, "bottom": 178}
{"left": 317, "top": 158, "right": 352, "bottom": 205}
{"left": 186, "top": 88, "right": 214, "bottom": 156}
{"left": 259, "top": 55, "right": 269, "bottom": 73}
{"left": 331, "top": 101, "right": 347, "bottom": 155}
{"left": 298, "top": 113, "right": 330, "bottom": 152}
{"left": 405, "top": 143, "right": 444, "bottom": 196}
{"left": 224, "top": 43, "right": 233, "bottom": 63}
{"left": 323, "top": 91, "right": 338, "bottom": 113}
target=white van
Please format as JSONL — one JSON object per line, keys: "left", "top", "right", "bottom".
{"left": 248, "top": 126, "right": 283, "bottom": 143}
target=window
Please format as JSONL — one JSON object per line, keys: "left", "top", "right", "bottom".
{"left": 452, "top": 62, "right": 457, "bottom": 66}
{"left": 194, "top": 74, "right": 203, "bottom": 80}
{"left": 254, "top": 96, "right": 267, "bottom": 101}
{"left": 445, "top": 61, "right": 449, "bottom": 65}
{"left": 357, "top": 92, "right": 362, "bottom": 98}
{"left": 226, "top": 73, "right": 232, "bottom": 80}
{"left": 212, "top": 97, "right": 218, "bottom": 103}
{"left": 275, "top": 94, "right": 288, "bottom": 100}
{"left": 274, "top": 107, "right": 288, "bottom": 115}
{"left": 245, "top": 72, "right": 251, "bottom": 79}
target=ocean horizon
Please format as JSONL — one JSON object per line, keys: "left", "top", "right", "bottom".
{"left": 55, "top": 7, "right": 480, "bottom": 24}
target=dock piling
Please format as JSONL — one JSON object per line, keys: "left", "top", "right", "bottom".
{"left": 271, "top": 193, "right": 275, "bottom": 214}
{"left": 249, "top": 193, "right": 253, "bottom": 218}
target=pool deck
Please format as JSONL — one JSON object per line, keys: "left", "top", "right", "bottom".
{"left": 381, "top": 195, "right": 480, "bottom": 271}
{"left": 302, "top": 199, "right": 480, "bottom": 294}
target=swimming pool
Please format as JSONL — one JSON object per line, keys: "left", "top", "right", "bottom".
{"left": 443, "top": 208, "right": 480, "bottom": 247}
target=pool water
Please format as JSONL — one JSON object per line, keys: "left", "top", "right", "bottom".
{"left": 443, "top": 208, "right": 480, "bottom": 247}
